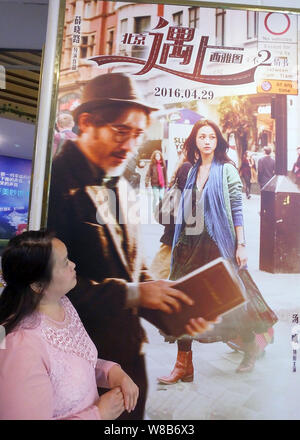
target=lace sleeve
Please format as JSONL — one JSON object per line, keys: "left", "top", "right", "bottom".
{"left": 0, "top": 330, "right": 104, "bottom": 420}
{"left": 0, "top": 331, "right": 54, "bottom": 420}
{"left": 95, "top": 358, "right": 120, "bottom": 388}
{"left": 225, "top": 163, "right": 243, "bottom": 227}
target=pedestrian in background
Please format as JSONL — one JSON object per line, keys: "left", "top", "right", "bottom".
{"left": 145, "top": 150, "right": 167, "bottom": 213}
{"left": 239, "top": 150, "right": 254, "bottom": 199}
{"left": 292, "top": 146, "right": 300, "bottom": 184}
{"left": 150, "top": 152, "right": 192, "bottom": 280}
{"left": 53, "top": 113, "right": 77, "bottom": 157}
{"left": 257, "top": 146, "right": 275, "bottom": 189}
{"left": 123, "top": 152, "right": 141, "bottom": 191}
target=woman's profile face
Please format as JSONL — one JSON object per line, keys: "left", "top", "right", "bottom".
{"left": 43, "top": 238, "right": 77, "bottom": 300}
{"left": 155, "top": 152, "right": 161, "bottom": 161}
{"left": 196, "top": 125, "right": 217, "bottom": 159}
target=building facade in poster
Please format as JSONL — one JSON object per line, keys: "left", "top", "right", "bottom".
{"left": 57, "top": 1, "right": 299, "bottom": 170}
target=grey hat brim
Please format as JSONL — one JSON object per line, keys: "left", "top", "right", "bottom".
{"left": 73, "top": 98, "right": 159, "bottom": 122}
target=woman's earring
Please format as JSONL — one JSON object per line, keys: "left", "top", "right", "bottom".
{"left": 30, "top": 282, "right": 44, "bottom": 294}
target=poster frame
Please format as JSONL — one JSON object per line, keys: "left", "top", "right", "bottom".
{"left": 26, "top": 0, "right": 300, "bottom": 422}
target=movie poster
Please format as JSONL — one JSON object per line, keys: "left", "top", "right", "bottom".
{"left": 47, "top": 0, "right": 300, "bottom": 420}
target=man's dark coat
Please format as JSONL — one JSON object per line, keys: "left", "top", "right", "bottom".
{"left": 47, "top": 141, "right": 152, "bottom": 418}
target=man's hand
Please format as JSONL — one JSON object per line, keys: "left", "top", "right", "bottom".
{"left": 139, "top": 280, "right": 194, "bottom": 314}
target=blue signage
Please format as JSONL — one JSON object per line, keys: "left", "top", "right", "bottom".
{"left": 0, "top": 156, "right": 32, "bottom": 240}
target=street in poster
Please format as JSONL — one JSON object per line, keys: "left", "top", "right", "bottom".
{"left": 46, "top": 0, "right": 300, "bottom": 421}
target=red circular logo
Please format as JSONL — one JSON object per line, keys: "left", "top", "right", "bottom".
{"left": 264, "top": 13, "right": 291, "bottom": 35}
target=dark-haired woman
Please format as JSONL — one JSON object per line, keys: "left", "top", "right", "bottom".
{"left": 145, "top": 150, "right": 167, "bottom": 212}
{"left": 157, "top": 120, "right": 277, "bottom": 384}
{"left": 0, "top": 230, "right": 138, "bottom": 420}
{"left": 150, "top": 151, "right": 192, "bottom": 279}
{"left": 239, "top": 150, "right": 254, "bottom": 199}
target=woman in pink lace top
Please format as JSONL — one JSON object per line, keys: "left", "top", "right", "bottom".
{"left": 0, "top": 230, "right": 139, "bottom": 420}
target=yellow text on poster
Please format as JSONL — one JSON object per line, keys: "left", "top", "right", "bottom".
{"left": 257, "top": 79, "right": 298, "bottom": 95}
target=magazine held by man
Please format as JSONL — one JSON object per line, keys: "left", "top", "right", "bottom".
{"left": 141, "top": 257, "right": 247, "bottom": 337}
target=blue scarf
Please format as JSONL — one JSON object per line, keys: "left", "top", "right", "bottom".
{"left": 171, "top": 158, "right": 236, "bottom": 270}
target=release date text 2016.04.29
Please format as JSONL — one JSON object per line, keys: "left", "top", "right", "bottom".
{"left": 154, "top": 87, "right": 214, "bottom": 100}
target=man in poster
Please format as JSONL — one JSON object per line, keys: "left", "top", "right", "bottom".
{"left": 47, "top": 72, "right": 207, "bottom": 420}
{"left": 257, "top": 145, "right": 275, "bottom": 189}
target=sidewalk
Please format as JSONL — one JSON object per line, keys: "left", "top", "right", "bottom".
{"left": 235, "top": 193, "right": 300, "bottom": 320}
{"left": 140, "top": 191, "right": 300, "bottom": 420}
{"left": 143, "top": 318, "right": 300, "bottom": 420}
{"left": 141, "top": 192, "right": 300, "bottom": 320}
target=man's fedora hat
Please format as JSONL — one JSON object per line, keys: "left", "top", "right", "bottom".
{"left": 73, "top": 72, "right": 158, "bottom": 122}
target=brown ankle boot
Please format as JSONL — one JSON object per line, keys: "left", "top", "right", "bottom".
{"left": 157, "top": 350, "right": 194, "bottom": 384}
{"left": 235, "top": 341, "right": 258, "bottom": 373}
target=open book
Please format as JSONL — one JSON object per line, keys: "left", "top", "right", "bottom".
{"left": 140, "top": 257, "right": 246, "bottom": 338}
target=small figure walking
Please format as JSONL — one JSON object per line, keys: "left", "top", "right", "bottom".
{"left": 239, "top": 151, "right": 254, "bottom": 199}
{"left": 292, "top": 146, "right": 300, "bottom": 185}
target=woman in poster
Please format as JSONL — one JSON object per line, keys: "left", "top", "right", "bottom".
{"left": 145, "top": 150, "right": 168, "bottom": 213}
{"left": 158, "top": 120, "right": 277, "bottom": 384}
{"left": 150, "top": 152, "right": 192, "bottom": 280}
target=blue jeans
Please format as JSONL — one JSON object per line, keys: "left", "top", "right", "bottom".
{"left": 152, "top": 186, "right": 165, "bottom": 212}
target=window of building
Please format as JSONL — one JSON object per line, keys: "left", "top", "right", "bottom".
{"left": 67, "top": 2, "right": 76, "bottom": 22}
{"left": 84, "top": 1, "right": 92, "bottom": 19}
{"left": 189, "top": 7, "right": 199, "bottom": 28}
{"left": 80, "top": 36, "right": 88, "bottom": 59}
{"left": 173, "top": 11, "right": 183, "bottom": 27}
{"left": 134, "top": 16, "right": 151, "bottom": 34}
{"left": 64, "top": 37, "right": 73, "bottom": 69}
{"left": 78, "top": 35, "right": 96, "bottom": 60}
{"left": 247, "top": 11, "right": 258, "bottom": 39}
{"left": 120, "top": 18, "right": 128, "bottom": 35}
{"left": 216, "top": 8, "right": 226, "bottom": 46}
{"left": 119, "top": 19, "right": 128, "bottom": 55}
{"left": 107, "top": 1, "right": 115, "bottom": 14}
{"left": 84, "top": 0, "right": 97, "bottom": 19}
{"left": 88, "top": 35, "right": 95, "bottom": 57}
{"left": 133, "top": 16, "right": 151, "bottom": 58}
{"left": 107, "top": 29, "right": 114, "bottom": 55}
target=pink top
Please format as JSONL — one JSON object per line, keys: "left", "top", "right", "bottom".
{"left": 0, "top": 297, "right": 117, "bottom": 420}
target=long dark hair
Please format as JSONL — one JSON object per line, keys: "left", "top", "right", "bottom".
{"left": 184, "top": 119, "right": 234, "bottom": 166}
{"left": 0, "top": 230, "right": 55, "bottom": 334}
{"left": 149, "top": 149, "right": 166, "bottom": 167}
{"left": 168, "top": 150, "right": 189, "bottom": 188}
